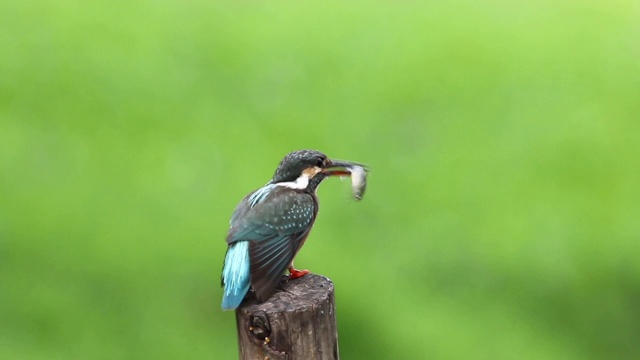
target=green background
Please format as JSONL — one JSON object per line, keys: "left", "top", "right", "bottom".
{"left": 2, "top": 1, "right": 639, "bottom": 359}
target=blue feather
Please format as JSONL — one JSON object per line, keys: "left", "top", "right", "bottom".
{"left": 247, "top": 184, "right": 277, "bottom": 207}
{"left": 221, "top": 241, "right": 251, "bottom": 310}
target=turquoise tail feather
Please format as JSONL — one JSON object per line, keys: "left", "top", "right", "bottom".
{"left": 221, "top": 241, "right": 251, "bottom": 310}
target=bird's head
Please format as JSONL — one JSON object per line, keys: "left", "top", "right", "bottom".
{"left": 270, "top": 149, "right": 366, "bottom": 190}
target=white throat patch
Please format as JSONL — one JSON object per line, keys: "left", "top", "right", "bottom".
{"left": 277, "top": 173, "right": 310, "bottom": 190}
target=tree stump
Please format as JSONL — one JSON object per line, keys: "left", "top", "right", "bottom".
{"left": 235, "top": 274, "right": 339, "bottom": 360}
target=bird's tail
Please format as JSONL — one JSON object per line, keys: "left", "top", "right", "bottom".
{"left": 221, "top": 241, "right": 251, "bottom": 310}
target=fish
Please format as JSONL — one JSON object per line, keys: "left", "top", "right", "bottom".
{"left": 349, "top": 165, "right": 367, "bottom": 200}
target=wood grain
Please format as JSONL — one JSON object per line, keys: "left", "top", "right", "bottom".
{"left": 236, "top": 274, "right": 339, "bottom": 360}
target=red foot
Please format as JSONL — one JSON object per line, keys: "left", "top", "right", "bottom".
{"left": 288, "top": 267, "right": 310, "bottom": 279}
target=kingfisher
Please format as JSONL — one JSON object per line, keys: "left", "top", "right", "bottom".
{"left": 220, "top": 149, "right": 366, "bottom": 310}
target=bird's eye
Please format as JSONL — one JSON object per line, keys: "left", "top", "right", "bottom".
{"left": 316, "top": 157, "right": 325, "bottom": 167}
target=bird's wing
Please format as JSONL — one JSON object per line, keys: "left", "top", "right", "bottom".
{"left": 228, "top": 184, "right": 279, "bottom": 230}
{"left": 226, "top": 187, "right": 317, "bottom": 301}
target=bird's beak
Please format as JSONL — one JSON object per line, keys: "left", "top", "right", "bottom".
{"left": 322, "top": 159, "right": 368, "bottom": 177}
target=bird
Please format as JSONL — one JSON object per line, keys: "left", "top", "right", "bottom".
{"left": 220, "top": 149, "right": 366, "bottom": 310}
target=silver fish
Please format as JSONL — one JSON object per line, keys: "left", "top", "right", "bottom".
{"left": 349, "top": 165, "right": 367, "bottom": 200}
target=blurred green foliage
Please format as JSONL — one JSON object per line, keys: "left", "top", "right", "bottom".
{"left": 1, "top": 1, "right": 639, "bottom": 359}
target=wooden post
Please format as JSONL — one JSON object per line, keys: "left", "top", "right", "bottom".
{"left": 235, "top": 274, "right": 339, "bottom": 360}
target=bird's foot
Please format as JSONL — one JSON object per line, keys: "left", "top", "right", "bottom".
{"left": 288, "top": 267, "right": 310, "bottom": 279}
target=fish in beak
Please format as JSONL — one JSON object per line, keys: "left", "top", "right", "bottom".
{"left": 323, "top": 159, "right": 368, "bottom": 200}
